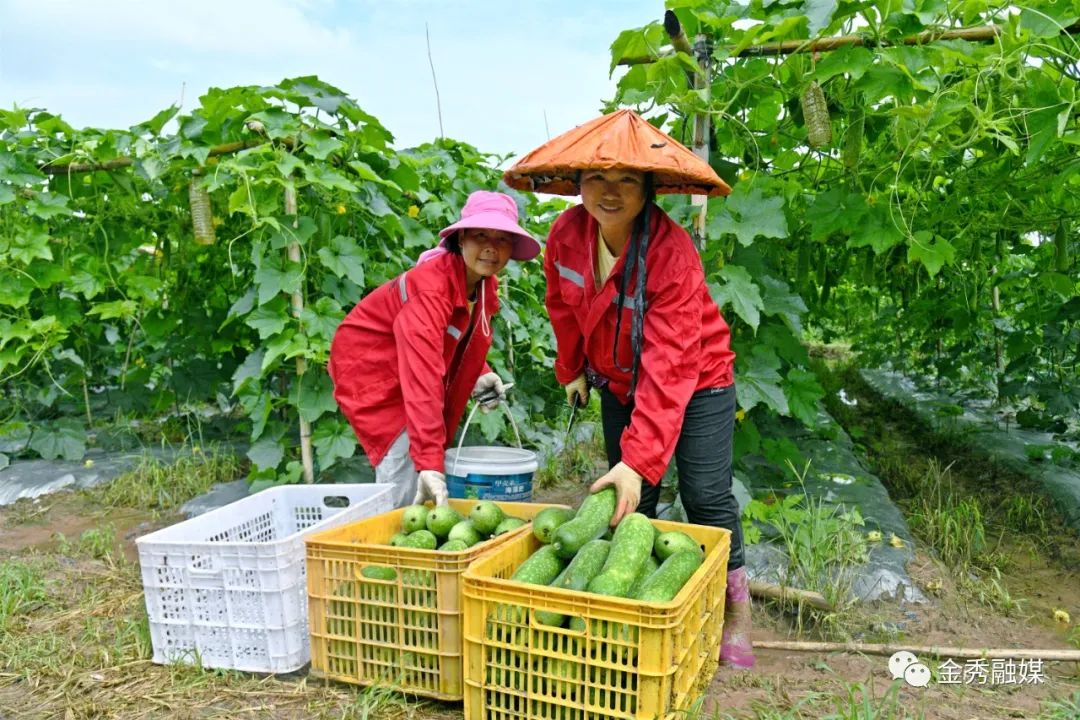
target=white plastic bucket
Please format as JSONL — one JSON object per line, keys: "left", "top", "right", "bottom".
{"left": 445, "top": 446, "right": 537, "bottom": 501}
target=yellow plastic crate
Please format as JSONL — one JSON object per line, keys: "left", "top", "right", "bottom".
{"left": 305, "top": 499, "right": 567, "bottom": 700}
{"left": 461, "top": 519, "right": 730, "bottom": 720}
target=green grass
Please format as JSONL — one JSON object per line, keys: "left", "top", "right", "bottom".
{"left": 0, "top": 560, "right": 49, "bottom": 630}
{"left": 1039, "top": 692, "right": 1080, "bottom": 719}
{"left": 54, "top": 523, "right": 120, "bottom": 562}
{"left": 744, "top": 460, "right": 869, "bottom": 635}
{"left": 85, "top": 445, "right": 244, "bottom": 511}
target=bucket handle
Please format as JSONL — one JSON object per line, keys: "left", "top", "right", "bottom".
{"left": 450, "top": 399, "right": 523, "bottom": 478}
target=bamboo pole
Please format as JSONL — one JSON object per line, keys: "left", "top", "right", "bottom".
{"left": 284, "top": 185, "right": 315, "bottom": 484}
{"left": 749, "top": 580, "right": 833, "bottom": 612}
{"left": 618, "top": 21, "right": 1080, "bottom": 65}
{"left": 39, "top": 139, "right": 266, "bottom": 175}
{"left": 663, "top": 11, "right": 712, "bottom": 251}
{"left": 754, "top": 640, "right": 1080, "bottom": 661}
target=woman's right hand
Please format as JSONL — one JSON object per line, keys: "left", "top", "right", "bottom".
{"left": 564, "top": 374, "right": 589, "bottom": 407}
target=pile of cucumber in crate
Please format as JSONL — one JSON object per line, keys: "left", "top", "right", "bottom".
{"left": 461, "top": 490, "right": 731, "bottom": 720}
{"left": 384, "top": 500, "right": 528, "bottom": 551}
{"left": 512, "top": 487, "right": 705, "bottom": 612}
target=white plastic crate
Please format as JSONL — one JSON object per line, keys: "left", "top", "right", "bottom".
{"left": 136, "top": 483, "right": 394, "bottom": 674}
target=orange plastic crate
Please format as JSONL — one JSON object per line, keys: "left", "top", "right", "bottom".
{"left": 305, "top": 499, "right": 567, "bottom": 700}
{"left": 461, "top": 519, "right": 729, "bottom": 720}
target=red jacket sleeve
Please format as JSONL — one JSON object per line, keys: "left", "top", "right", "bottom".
{"left": 544, "top": 223, "right": 586, "bottom": 385}
{"left": 393, "top": 289, "right": 453, "bottom": 472}
{"left": 619, "top": 255, "right": 704, "bottom": 484}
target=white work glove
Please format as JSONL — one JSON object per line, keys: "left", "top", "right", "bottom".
{"left": 413, "top": 470, "right": 448, "bottom": 506}
{"left": 564, "top": 373, "right": 589, "bottom": 407}
{"left": 472, "top": 372, "right": 505, "bottom": 413}
{"left": 590, "top": 462, "right": 643, "bottom": 527}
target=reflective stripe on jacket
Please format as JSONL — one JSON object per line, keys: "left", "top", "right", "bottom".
{"left": 328, "top": 251, "right": 496, "bottom": 472}
{"left": 544, "top": 204, "right": 734, "bottom": 484}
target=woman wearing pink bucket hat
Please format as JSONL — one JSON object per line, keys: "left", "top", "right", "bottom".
{"left": 328, "top": 191, "right": 539, "bottom": 509}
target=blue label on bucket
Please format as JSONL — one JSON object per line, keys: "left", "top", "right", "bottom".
{"left": 447, "top": 471, "right": 533, "bottom": 502}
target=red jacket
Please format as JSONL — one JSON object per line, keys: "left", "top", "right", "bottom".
{"left": 544, "top": 204, "right": 735, "bottom": 485}
{"left": 328, "top": 251, "right": 497, "bottom": 472}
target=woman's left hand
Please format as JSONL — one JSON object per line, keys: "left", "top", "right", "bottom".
{"left": 590, "top": 462, "right": 643, "bottom": 526}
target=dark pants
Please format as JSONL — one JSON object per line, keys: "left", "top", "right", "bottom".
{"left": 601, "top": 385, "right": 745, "bottom": 570}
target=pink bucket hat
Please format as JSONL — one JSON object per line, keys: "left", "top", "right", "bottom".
{"left": 437, "top": 191, "right": 540, "bottom": 261}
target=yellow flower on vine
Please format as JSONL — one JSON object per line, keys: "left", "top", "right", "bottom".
{"left": 336, "top": 204, "right": 347, "bottom": 214}
{"left": 735, "top": 409, "right": 746, "bottom": 422}
{"left": 1053, "top": 608, "right": 1071, "bottom": 624}
{"left": 408, "top": 205, "right": 420, "bottom": 218}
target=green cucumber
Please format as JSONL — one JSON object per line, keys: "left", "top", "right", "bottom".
{"left": 534, "top": 539, "right": 611, "bottom": 627}
{"left": 401, "top": 529, "right": 438, "bottom": 550}
{"left": 511, "top": 545, "right": 566, "bottom": 585}
{"left": 533, "top": 507, "right": 575, "bottom": 543}
{"left": 552, "top": 487, "right": 616, "bottom": 560}
{"left": 627, "top": 554, "right": 661, "bottom": 597}
{"left": 654, "top": 530, "right": 702, "bottom": 561}
{"left": 439, "top": 539, "right": 469, "bottom": 552}
{"left": 585, "top": 513, "right": 654, "bottom": 597}
{"left": 494, "top": 517, "right": 527, "bottom": 536}
{"left": 360, "top": 565, "right": 397, "bottom": 581}
{"left": 634, "top": 550, "right": 703, "bottom": 602}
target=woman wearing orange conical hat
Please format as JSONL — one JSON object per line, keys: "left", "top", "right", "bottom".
{"left": 506, "top": 109, "right": 753, "bottom": 669}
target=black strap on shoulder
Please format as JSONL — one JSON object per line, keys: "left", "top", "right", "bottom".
{"left": 612, "top": 203, "right": 651, "bottom": 398}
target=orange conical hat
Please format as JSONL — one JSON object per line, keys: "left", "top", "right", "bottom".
{"left": 504, "top": 109, "right": 731, "bottom": 197}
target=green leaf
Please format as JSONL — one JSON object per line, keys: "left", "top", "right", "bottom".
{"left": 247, "top": 434, "right": 284, "bottom": 471}
{"left": 804, "top": 0, "right": 838, "bottom": 35}
{"left": 847, "top": 206, "right": 905, "bottom": 254}
{"left": 67, "top": 270, "right": 105, "bottom": 300}
{"left": 710, "top": 265, "right": 764, "bottom": 332}
{"left": 0, "top": 184, "right": 15, "bottom": 205}
{"left": 736, "top": 347, "right": 789, "bottom": 415}
{"left": 0, "top": 272, "right": 36, "bottom": 308}
{"left": 759, "top": 276, "right": 807, "bottom": 333}
{"left": 807, "top": 188, "right": 867, "bottom": 240}
{"left": 247, "top": 108, "right": 301, "bottom": 140}
{"left": 0, "top": 421, "right": 32, "bottom": 454}
{"left": 400, "top": 216, "right": 436, "bottom": 249}
{"left": 312, "top": 417, "right": 357, "bottom": 470}
{"left": 1039, "top": 272, "right": 1075, "bottom": 298}
{"left": 246, "top": 297, "right": 290, "bottom": 339}
{"left": 27, "top": 193, "right": 71, "bottom": 219}
{"left": 87, "top": 299, "right": 138, "bottom": 320}
{"left": 302, "top": 130, "right": 344, "bottom": 160}
{"left": 232, "top": 349, "right": 265, "bottom": 395}
{"left": 9, "top": 227, "right": 52, "bottom": 264}
{"left": 609, "top": 23, "right": 667, "bottom": 72}
{"left": 28, "top": 418, "right": 86, "bottom": 461}
{"left": 317, "top": 235, "right": 366, "bottom": 286}
{"left": 710, "top": 184, "right": 788, "bottom": 245}
{"left": 784, "top": 368, "right": 824, "bottom": 426}
{"left": 476, "top": 409, "right": 505, "bottom": 442}
{"left": 301, "top": 297, "right": 345, "bottom": 341}
{"left": 225, "top": 287, "right": 256, "bottom": 323}
{"left": 136, "top": 104, "right": 179, "bottom": 136}
{"left": 254, "top": 262, "right": 303, "bottom": 305}
{"left": 262, "top": 329, "right": 307, "bottom": 372}
{"left": 814, "top": 45, "right": 874, "bottom": 82}
{"left": 303, "top": 165, "right": 358, "bottom": 193}
{"left": 289, "top": 373, "right": 338, "bottom": 424}
{"left": 907, "top": 231, "right": 955, "bottom": 277}
{"left": 276, "top": 152, "right": 304, "bottom": 178}
{"left": 1020, "top": 6, "right": 1079, "bottom": 38}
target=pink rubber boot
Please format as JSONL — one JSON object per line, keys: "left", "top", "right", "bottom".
{"left": 719, "top": 566, "right": 755, "bottom": 668}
